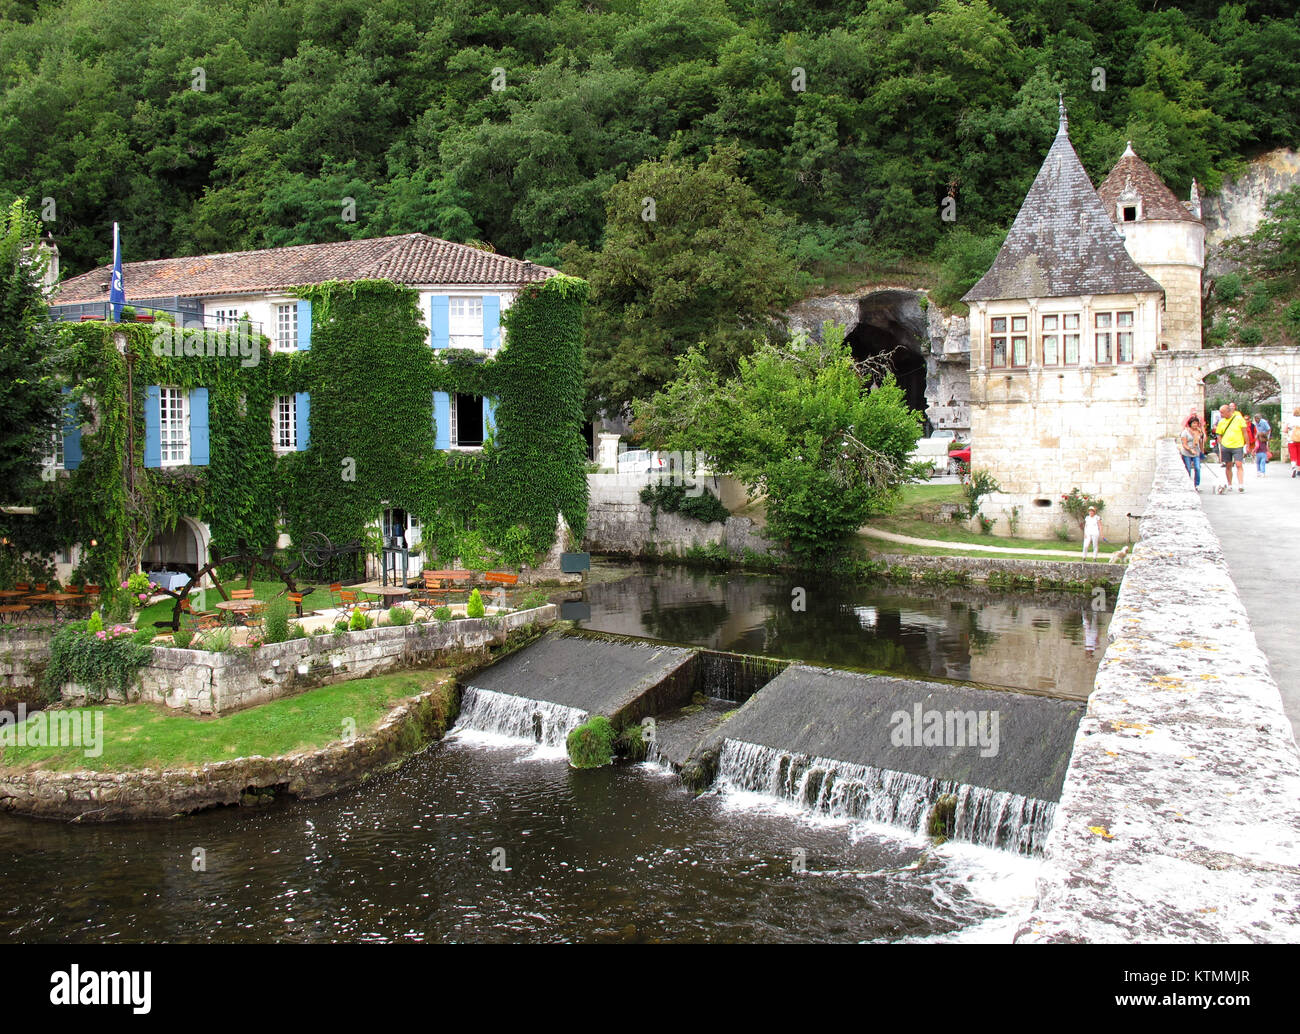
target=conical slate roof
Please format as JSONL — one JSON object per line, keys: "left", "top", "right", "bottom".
{"left": 963, "top": 109, "right": 1162, "bottom": 303}
{"left": 1097, "top": 143, "right": 1200, "bottom": 223}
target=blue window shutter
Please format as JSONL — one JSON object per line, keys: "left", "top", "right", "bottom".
{"left": 297, "top": 299, "right": 311, "bottom": 350}
{"left": 61, "top": 388, "right": 81, "bottom": 471}
{"left": 295, "top": 392, "right": 310, "bottom": 450}
{"left": 482, "top": 295, "right": 501, "bottom": 350}
{"left": 189, "top": 387, "right": 210, "bottom": 465}
{"left": 433, "top": 391, "right": 450, "bottom": 449}
{"left": 144, "top": 385, "right": 162, "bottom": 468}
{"left": 483, "top": 396, "right": 496, "bottom": 442}
{"left": 431, "top": 295, "right": 449, "bottom": 349}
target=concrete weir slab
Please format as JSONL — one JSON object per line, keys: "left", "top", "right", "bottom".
{"left": 703, "top": 665, "right": 1084, "bottom": 803}
{"left": 466, "top": 631, "right": 697, "bottom": 725}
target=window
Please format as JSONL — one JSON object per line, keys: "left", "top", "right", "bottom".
{"left": 273, "top": 395, "right": 296, "bottom": 451}
{"left": 211, "top": 308, "right": 239, "bottom": 327}
{"left": 44, "top": 428, "right": 64, "bottom": 475}
{"left": 159, "top": 387, "right": 188, "bottom": 466}
{"left": 1122, "top": 206, "right": 1137, "bottom": 222}
{"left": 989, "top": 316, "right": 1007, "bottom": 368}
{"left": 275, "top": 304, "right": 298, "bottom": 351}
{"left": 449, "top": 296, "right": 484, "bottom": 349}
{"left": 1062, "top": 313, "right": 1080, "bottom": 364}
{"left": 1041, "top": 314, "right": 1059, "bottom": 365}
{"left": 1116, "top": 311, "right": 1134, "bottom": 363}
{"left": 452, "top": 393, "right": 484, "bottom": 447}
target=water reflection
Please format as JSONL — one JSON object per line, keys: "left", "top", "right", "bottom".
{"left": 580, "top": 563, "right": 1109, "bottom": 698}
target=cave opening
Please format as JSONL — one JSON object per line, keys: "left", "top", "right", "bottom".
{"left": 846, "top": 290, "right": 929, "bottom": 428}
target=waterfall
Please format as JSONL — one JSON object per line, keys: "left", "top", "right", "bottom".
{"left": 716, "top": 739, "right": 1056, "bottom": 856}
{"left": 455, "top": 686, "right": 588, "bottom": 748}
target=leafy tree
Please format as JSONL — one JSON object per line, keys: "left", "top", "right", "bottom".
{"left": 1250, "top": 185, "right": 1300, "bottom": 273}
{"left": 569, "top": 146, "right": 799, "bottom": 417}
{"left": 633, "top": 324, "right": 922, "bottom": 561}
{"left": 0, "top": 198, "right": 60, "bottom": 504}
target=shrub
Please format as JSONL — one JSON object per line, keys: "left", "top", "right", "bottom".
{"left": 567, "top": 715, "right": 616, "bottom": 768}
{"left": 466, "top": 588, "right": 486, "bottom": 618}
{"left": 1215, "top": 273, "right": 1243, "bottom": 302}
{"left": 433, "top": 605, "right": 453, "bottom": 622}
{"left": 1053, "top": 524, "right": 1072, "bottom": 542}
{"left": 289, "top": 622, "right": 308, "bottom": 639}
{"left": 348, "top": 607, "right": 371, "bottom": 631}
{"left": 1060, "top": 487, "right": 1105, "bottom": 528}
{"left": 977, "top": 514, "right": 994, "bottom": 534}
{"left": 42, "top": 623, "right": 153, "bottom": 701}
{"left": 203, "top": 627, "right": 233, "bottom": 653}
{"left": 619, "top": 721, "right": 648, "bottom": 760}
{"left": 1239, "top": 325, "right": 1264, "bottom": 346}
{"left": 387, "top": 605, "right": 413, "bottom": 626}
{"left": 962, "top": 469, "right": 1000, "bottom": 520}
{"left": 262, "top": 596, "right": 291, "bottom": 645}
{"left": 1285, "top": 300, "right": 1300, "bottom": 333}
{"left": 1246, "top": 290, "right": 1271, "bottom": 317}
{"left": 173, "top": 626, "right": 195, "bottom": 649}
{"left": 86, "top": 610, "right": 103, "bottom": 633}
{"left": 519, "top": 587, "right": 551, "bottom": 610}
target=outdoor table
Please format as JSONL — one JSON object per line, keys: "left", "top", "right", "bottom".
{"left": 22, "top": 593, "right": 56, "bottom": 613}
{"left": 0, "top": 590, "right": 29, "bottom": 601}
{"left": 215, "top": 599, "right": 262, "bottom": 626}
{"left": 43, "top": 592, "right": 82, "bottom": 619}
{"left": 373, "top": 585, "right": 411, "bottom": 609}
{"left": 0, "top": 604, "right": 31, "bottom": 624}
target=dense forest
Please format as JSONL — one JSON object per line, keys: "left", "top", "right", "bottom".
{"left": 2, "top": 0, "right": 1299, "bottom": 408}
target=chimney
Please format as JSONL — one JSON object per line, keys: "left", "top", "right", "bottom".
{"left": 38, "top": 233, "right": 59, "bottom": 294}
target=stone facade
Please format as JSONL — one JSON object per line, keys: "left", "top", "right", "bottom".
{"left": 1017, "top": 442, "right": 1300, "bottom": 942}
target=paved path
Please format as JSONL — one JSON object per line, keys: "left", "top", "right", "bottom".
{"left": 1200, "top": 459, "right": 1300, "bottom": 736}
{"left": 860, "top": 526, "right": 1112, "bottom": 559}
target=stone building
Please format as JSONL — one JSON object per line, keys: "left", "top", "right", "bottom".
{"left": 962, "top": 101, "right": 1204, "bottom": 535}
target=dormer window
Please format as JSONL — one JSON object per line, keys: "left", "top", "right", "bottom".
{"left": 1122, "top": 205, "right": 1138, "bottom": 222}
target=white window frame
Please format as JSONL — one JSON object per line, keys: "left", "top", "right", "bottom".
{"left": 448, "top": 296, "right": 484, "bottom": 350}
{"left": 274, "top": 303, "right": 298, "bottom": 352}
{"left": 46, "top": 427, "right": 64, "bottom": 472}
{"left": 449, "top": 393, "right": 484, "bottom": 449}
{"left": 211, "top": 307, "right": 240, "bottom": 327}
{"left": 159, "top": 387, "right": 189, "bottom": 467}
{"left": 273, "top": 394, "right": 297, "bottom": 453}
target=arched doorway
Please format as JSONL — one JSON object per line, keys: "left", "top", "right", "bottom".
{"left": 1202, "top": 365, "right": 1282, "bottom": 435}
{"left": 143, "top": 516, "right": 208, "bottom": 580}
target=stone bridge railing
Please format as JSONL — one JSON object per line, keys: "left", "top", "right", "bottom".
{"left": 1017, "top": 439, "right": 1300, "bottom": 943}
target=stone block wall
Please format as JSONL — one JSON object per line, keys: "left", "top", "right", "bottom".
{"left": 55, "top": 605, "right": 556, "bottom": 716}
{"left": 585, "top": 472, "right": 774, "bottom": 558}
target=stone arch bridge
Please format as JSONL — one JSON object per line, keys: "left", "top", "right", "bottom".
{"left": 1153, "top": 345, "right": 1300, "bottom": 430}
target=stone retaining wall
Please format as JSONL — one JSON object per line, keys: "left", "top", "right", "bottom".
{"left": 875, "top": 552, "right": 1124, "bottom": 587}
{"left": 40, "top": 605, "right": 554, "bottom": 716}
{"left": 0, "top": 675, "right": 460, "bottom": 821}
{"left": 585, "top": 472, "right": 773, "bottom": 557}
{"left": 1016, "top": 440, "right": 1300, "bottom": 943}
{"left": 0, "top": 635, "right": 49, "bottom": 709}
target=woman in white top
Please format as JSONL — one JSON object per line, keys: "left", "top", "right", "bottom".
{"left": 1082, "top": 506, "right": 1102, "bottom": 560}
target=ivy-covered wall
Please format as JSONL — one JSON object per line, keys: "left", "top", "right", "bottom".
{"left": 5, "top": 275, "right": 588, "bottom": 592}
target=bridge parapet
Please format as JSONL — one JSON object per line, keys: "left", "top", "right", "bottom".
{"left": 1017, "top": 440, "right": 1300, "bottom": 942}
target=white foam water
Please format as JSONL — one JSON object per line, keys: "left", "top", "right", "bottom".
{"left": 453, "top": 686, "right": 588, "bottom": 752}
{"left": 716, "top": 739, "right": 1057, "bottom": 856}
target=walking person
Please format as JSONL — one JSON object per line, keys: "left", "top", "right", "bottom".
{"left": 1214, "top": 404, "right": 1248, "bottom": 493}
{"left": 1286, "top": 407, "right": 1300, "bottom": 478}
{"left": 1253, "top": 413, "right": 1271, "bottom": 476}
{"left": 1179, "top": 417, "right": 1204, "bottom": 490}
{"left": 1082, "top": 505, "right": 1102, "bottom": 560}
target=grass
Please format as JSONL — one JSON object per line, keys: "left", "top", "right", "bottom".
{"left": 862, "top": 540, "right": 1123, "bottom": 563}
{"left": 868, "top": 481, "right": 1125, "bottom": 554}
{"left": 0, "top": 670, "right": 452, "bottom": 773}
{"left": 133, "top": 578, "right": 333, "bottom": 630}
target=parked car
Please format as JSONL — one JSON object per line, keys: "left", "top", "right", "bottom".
{"left": 947, "top": 445, "right": 970, "bottom": 463}
{"left": 617, "top": 449, "right": 667, "bottom": 474}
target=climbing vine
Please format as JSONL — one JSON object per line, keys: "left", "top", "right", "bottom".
{"left": 6, "top": 276, "right": 588, "bottom": 588}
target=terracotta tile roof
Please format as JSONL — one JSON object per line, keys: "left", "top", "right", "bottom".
{"left": 1097, "top": 144, "right": 1200, "bottom": 224}
{"left": 964, "top": 115, "right": 1163, "bottom": 303}
{"left": 52, "top": 233, "right": 557, "bottom": 303}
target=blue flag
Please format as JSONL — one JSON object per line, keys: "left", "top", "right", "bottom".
{"left": 109, "top": 222, "right": 125, "bottom": 321}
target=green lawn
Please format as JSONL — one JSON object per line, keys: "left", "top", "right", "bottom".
{"left": 861, "top": 540, "right": 1121, "bottom": 563}
{"left": 0, "top": 670, "right": 453, "bottom": 773}
{"left": 134, "top": 578, "right": 328, "bottom": 629}
{"left": 870, "top": 482, "right": 1125, "bottom": 554}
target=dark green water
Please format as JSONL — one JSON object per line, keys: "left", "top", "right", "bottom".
{"left": 578, "top": 562, "right": 1109, "bottom": 698}
{"left": 0, "top": 733, "right": 1036, "bottom": 943}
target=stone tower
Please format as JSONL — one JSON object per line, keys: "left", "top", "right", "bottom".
{"left": 1098, "top": 144, "right": 1206, "bottom": 351}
